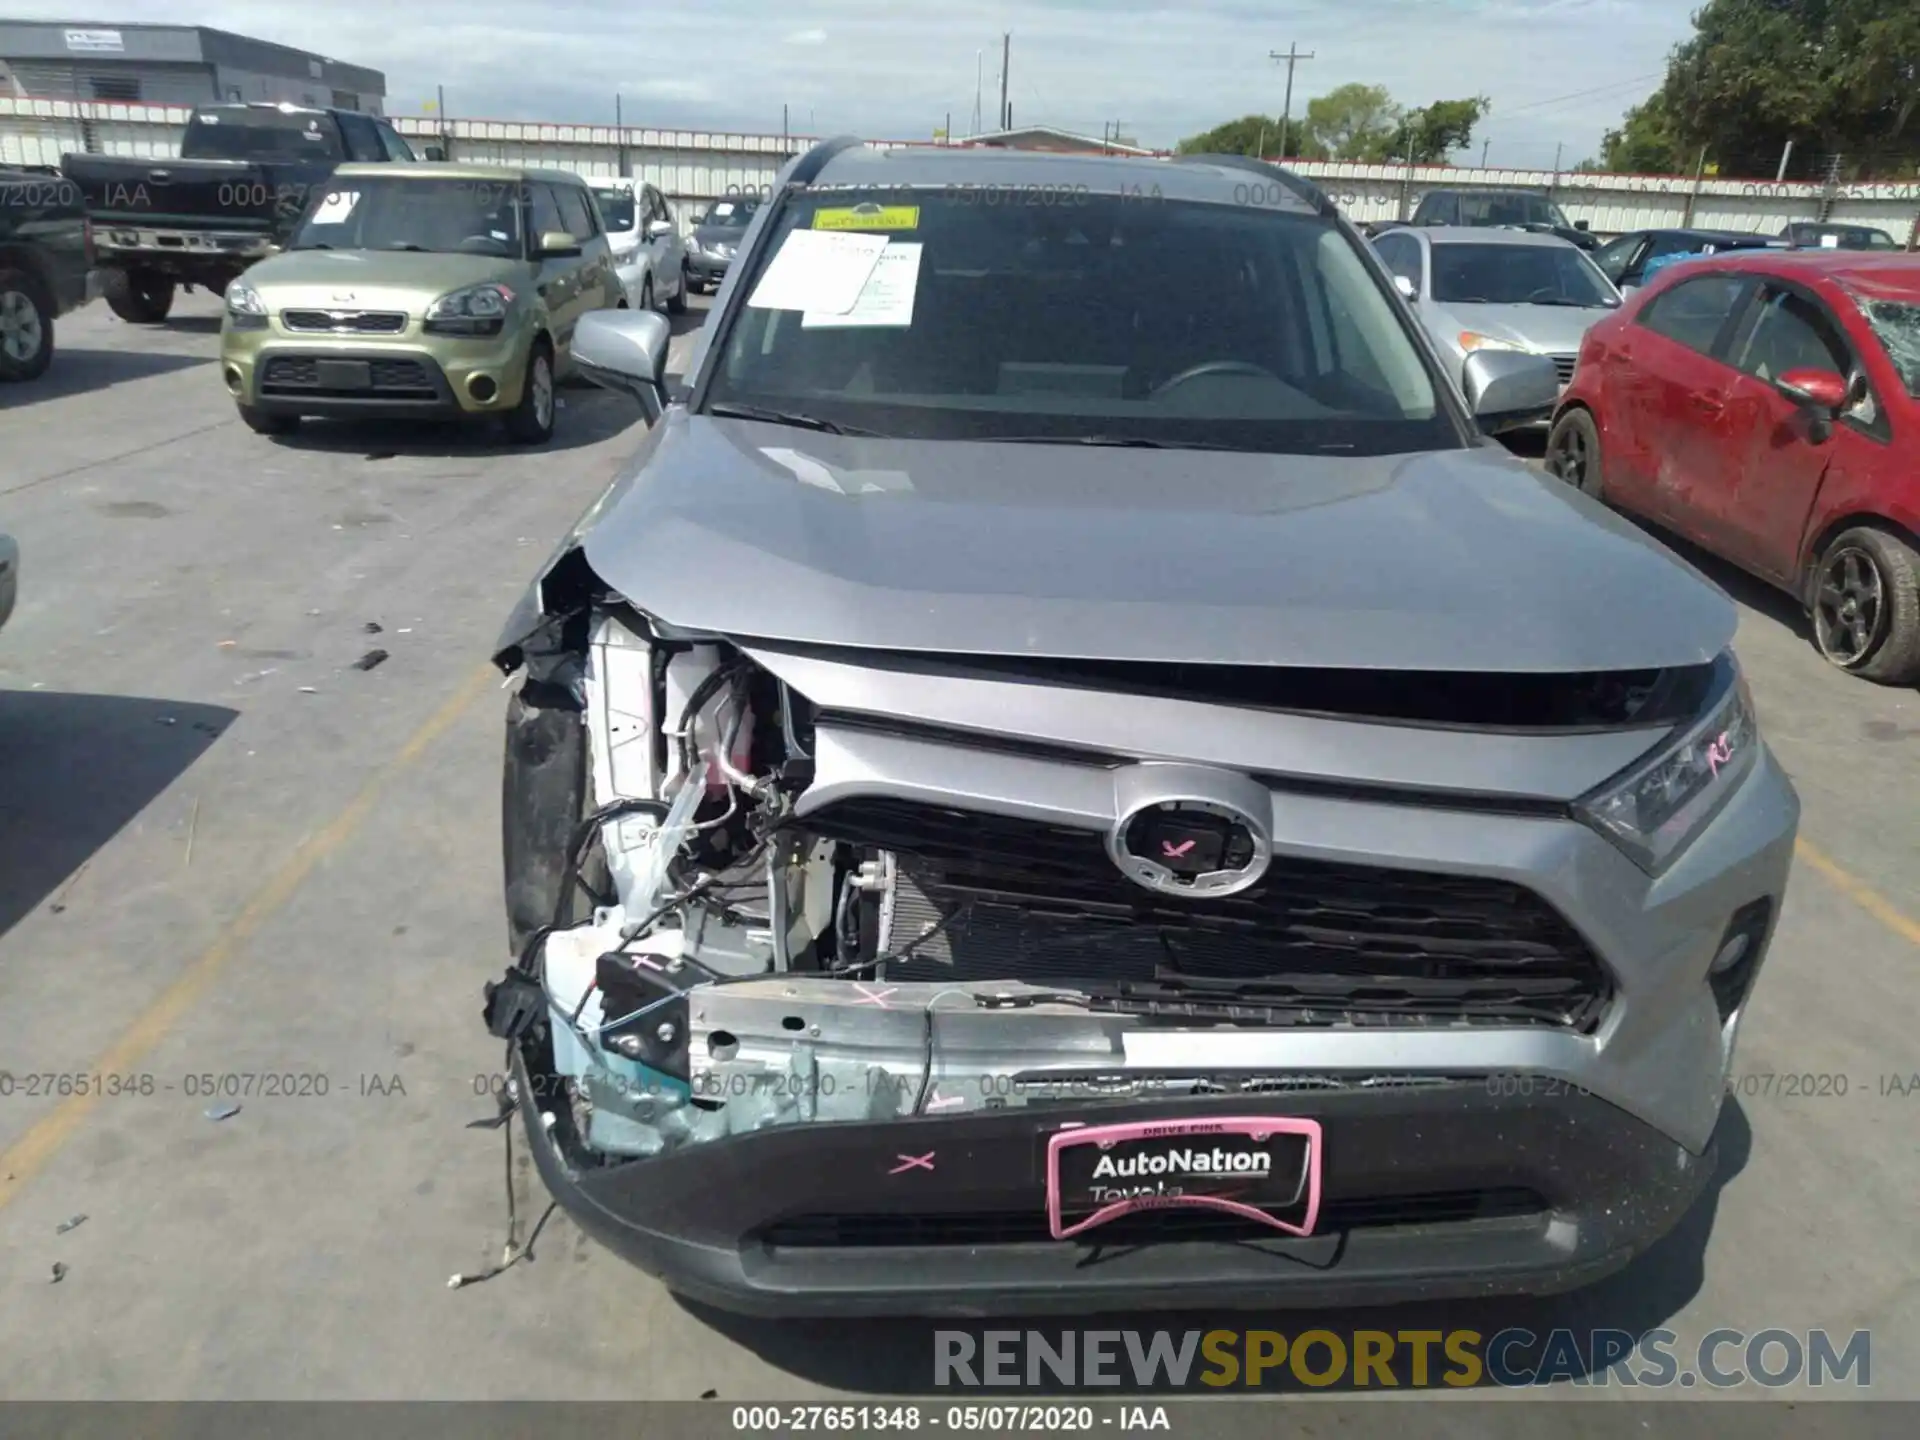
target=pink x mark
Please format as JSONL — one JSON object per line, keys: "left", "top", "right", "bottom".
{"left": 852, "top": 984, "right": 897, "bottom": 1008}
{"left": 1161, "top": 838, "right": 1197, "bottom": 859}
{"left": 889, "top": 1152, "right": 936, "bottom": 1174}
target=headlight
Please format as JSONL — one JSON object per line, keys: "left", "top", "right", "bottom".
{"left": 225, "top": 279, "right": 267, "bottom": 328}
{"left": 1574, "top": 660, "right": 1759, "bottom": 875}
{"left": 424, "top": 282, "right": 513, "bottom": 335}
{"left": 1458, "top": 332, "right": 1523, "bottom": 352}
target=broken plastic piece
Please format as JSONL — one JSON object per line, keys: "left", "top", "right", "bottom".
{"left": 205, "top": 1103, "right": 242, "bottom": 1121}
{"left": 364, "top": 621, "right": 384, "bottom": 634}
{"left": 50, "top": 1262, "right": 67, "bottom": 1283}
{"left": 353, "top": 649, "right": 390, "bottom": 671}
{"left": 55, "top": 1214, "right": 86, "bottom": 1235}
{"left": 483, "top": 968, "right": 546, "bottom": 1040}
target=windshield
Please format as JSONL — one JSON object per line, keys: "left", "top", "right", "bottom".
{"left": 1458, "top": 192, "right": 1570, "bottom": 230}
{"left": 180, "top": 111, "right": 342, "bottom": 161}
{"left": 703, "top": 187, "right": 1450, "bottom": 455}
{"left": 698, "top": 198, "right": 759, "bottom": 227}
{"left": 594, "top": 189, "right": 637, "bottom": 232}
{"left": 1430, "top": 242, "right": 1618, "bottom": 307}
{"left": 288, "top": 177, "right": 525, "bottom": 257}
{"left": 1861, "top": 298, "right": 1920, "bottom": 397}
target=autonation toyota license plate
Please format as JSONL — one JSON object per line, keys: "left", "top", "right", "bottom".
{"left": 1045, "top": 1116, "right": 1323, "bottom": 1241}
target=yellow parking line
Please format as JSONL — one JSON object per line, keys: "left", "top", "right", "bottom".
{"left": 0, "top": 662, "right": 499, "bottom": 1214}
{"left": 1796, "top": 838, "right": 1920, "bottom": 948}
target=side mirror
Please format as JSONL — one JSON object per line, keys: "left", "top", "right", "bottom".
{"left": 1393, "top": 273, "right": 1418, "bottom": 300}
{"left": 1461, "top": 349, "right": 1561, "bottom": 434}
{"left": 1575, "top": 219, "right": 1590, "bottom": 231}
{"left": 538, "top": 230, "right": 582, "bottom": 258}
{"left": 421, "top": 145, "right": 446, "bottom": 162}
{"left": 646, "top": 219, "right": 676, "bottom": 240}
{"left": 1775, "top": 367, "right": 1847, "bottom": 413}
{"left": 574, "top": 308, "right": 672, "bottom": 424}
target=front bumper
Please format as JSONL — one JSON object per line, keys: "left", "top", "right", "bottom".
{"left": 222, "top": 323, "right": 532, "bottom": 420}
{"left": 518, "top": 1046, "right": 1718, "bottom": 1318}
{"left": 686, "top": 251, "right": 731, "bottom": 286}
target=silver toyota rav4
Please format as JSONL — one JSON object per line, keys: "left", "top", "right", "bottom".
{"left": 485, "top": 140, "right": 1800, "bottom": 1318}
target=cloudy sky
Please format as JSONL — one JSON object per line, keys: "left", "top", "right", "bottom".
{"left": 16, "top": 0, "right": 1689, "bottom": 164}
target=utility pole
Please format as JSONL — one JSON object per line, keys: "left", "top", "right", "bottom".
{"left": 1268, "top": 44, "right": 1314, "bottom": 160}
{"left": 1548, "top": 140, "right": 1563, "bottom": 201}
{"left": 782, "top": 103, "right": 789, "bottom": 156}
{"left": 999, "top": 33, "right": 1011, "bottom": 130}
{"left": 972, "top": 51, "right": 982, "bottom": 136}
{"left": 615, "top": 93, "right": 628, "bottom": 177}
{"left": 1681, "top": 144, "right": 1708, "bottom": 227}
{"left": 1775, "top": 138, "right": 1794, "bottom": 183}
{"left": 1480, "top": 139, "right": 1490, "bottom": 169}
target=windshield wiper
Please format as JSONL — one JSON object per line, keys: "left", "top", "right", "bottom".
{"left": 387, "top": 243, "right": 429, "bottom": 252}
{"left": 289, "top": 243, "right": 332, "bottom": 251}
{"left": 703, "top": 403, "right": 884, "bottom": 436}
{"left": 975, "top": 434, "right": 1246, "bottom": 451}
{"left": 1528, "top": 296, "right": 1607, "bottom": 308}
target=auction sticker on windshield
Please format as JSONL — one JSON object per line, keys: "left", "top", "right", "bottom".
{"left": 813, "top": 204, "right": 921, "bottom": 232}
{"left": 747, "top": 229, "right": 889, "bottom": 314}
{"left": 1045, "top": 1116, "right": 1323, "bottom": 1241}
{"left": 803, "top": 242, "right": 922, "bottom": 328}
{"left": 312, "top": 191, "right": 360, "bottom": 224}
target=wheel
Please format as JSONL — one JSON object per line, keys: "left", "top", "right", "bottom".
{"left": 1544, "top": 407, "right": 1604, "bottom": 498}
{"left": 0, "top": 268, "right": 53, "bottom": 381}
{"left": 503, "top": 340, "right": 555, "bottom": 445}
{"left": 667, "top": 262, "right": 688, "bottom": 314}
{"left": 102, "top": 267, "right": 176, "bottom": 323}
{"left": 1809, "top": 527, "right": 1920, "bottom": 685}
{"left": 640, "top": 275, "right": 655, "bottom": 314}
{"left": 237, "top": 405, "right": 299, "bottom": 436}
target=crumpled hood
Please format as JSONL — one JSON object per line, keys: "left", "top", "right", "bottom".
{"left": 569, "top": 412, "right": 1735, "bottom": 673}
{"left": 1431, "top": 301, "right": 1616, "bottom": 357}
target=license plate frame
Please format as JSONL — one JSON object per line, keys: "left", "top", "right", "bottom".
{"left": 315, "top": 358, "right": 372, "bottom": 391}
{"left": 1044, "top": 1115, "right": 1322, "bottom": 1241}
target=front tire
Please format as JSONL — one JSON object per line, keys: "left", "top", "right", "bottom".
{"left": 103, "top": 267, "right": 176, "bottom": 324}
{"left": 1810, "top": 527, "right": 1920, "bottom": 685}
{"left": 1544, "top": 408, "right": 1604, "bottom": 498}
{"left": 0, "top": 269, "right": 53, "bottom": 381}
{"left": 504, "top": 340, "right": 556, "bottom": 446}
{"left": 238, "top": 405, "right": 299, "bottom": 436}
{"left": 667, "top": 262, "right": 688, "bottom": 314}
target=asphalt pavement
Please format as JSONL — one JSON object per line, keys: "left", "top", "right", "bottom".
{"left": 0, "top": 293, "right": 1916, "bottom": 1408}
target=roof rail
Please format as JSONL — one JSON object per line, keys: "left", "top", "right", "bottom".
{"left": 789, "top": 134, "right": 868, "bottom": 187}
{"left": 1170, "top": 152, "right": 1335, "bottom": 216}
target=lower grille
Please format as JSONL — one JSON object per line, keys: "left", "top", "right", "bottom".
{"left": 260, "top": 356, "right": 438, "bottom": 397}
{"left": 280, "top": 309, "right": 407, "bottom": 334}
{"left": 759, "top": 1189, "right": 1547, "bottom": 1248}
{"left": 806, "top": 798, "right": 1612, "bottom": 1031}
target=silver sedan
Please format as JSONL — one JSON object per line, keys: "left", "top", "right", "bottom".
{"left": 1371, "top": 226, "right": 1623, "bottom": 410}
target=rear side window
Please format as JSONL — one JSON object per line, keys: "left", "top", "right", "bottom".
{"left": 337, "top": 114, "right": 385, "bottom": 162}
{"left": 1638, "top": 274, "right": 1746, "bottom": 356}
{"left": 374, "top": 122, "right": 415, "bottom": 162}
{"left": 181, "top": 110, "right": 343, "bottom": 160}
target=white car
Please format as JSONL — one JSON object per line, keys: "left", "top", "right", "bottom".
{"left": 0, "top": 532, "right": 18, "bottom": 636}
{"left": 591, "top": 180, "right": 689, "bottom": 315}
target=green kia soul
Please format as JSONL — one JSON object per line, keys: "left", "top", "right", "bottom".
{"left": 220, "top": 164, "right": 624, "bottom": 444}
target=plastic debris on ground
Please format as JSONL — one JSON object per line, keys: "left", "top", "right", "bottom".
{"left": 55, "top": 1215, "right": 86, "bottom": 1235}
{"left": 205, "top": 1103, "right": 242, "bottom": 1122}
{"left": 352, "top": 649, "right": 390, "bottom": 671}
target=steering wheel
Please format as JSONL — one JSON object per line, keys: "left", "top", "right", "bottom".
{"left": 1149, "top": 360, "right": 1280, "bottom": 399}
{"left": 1525, "top": 287, "right": 1562, "bottom": 303}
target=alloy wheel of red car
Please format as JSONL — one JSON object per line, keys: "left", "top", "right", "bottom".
{"left": 1812, "top": 543, "right": 1887, "bottom": 669}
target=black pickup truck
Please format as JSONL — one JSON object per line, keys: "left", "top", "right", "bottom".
{"left": 62, "top": 103, "right": 427, "bottom": 323}
{"left": 0, "top": 169, "right": 95, "bottom": 382}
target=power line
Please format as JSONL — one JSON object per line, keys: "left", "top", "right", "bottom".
{"left": 1500, "top": 72, "right": 1666, "bottom": 115}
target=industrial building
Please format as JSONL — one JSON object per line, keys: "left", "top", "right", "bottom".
{"left": 0, "top": 19, "right": 384, "bottom": 112}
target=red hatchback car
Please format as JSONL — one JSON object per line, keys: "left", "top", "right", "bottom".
{"left": 1545, "top": 248, "right": 1920, "bottom": 685}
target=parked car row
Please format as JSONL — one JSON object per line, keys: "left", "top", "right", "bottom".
{"left": 1371, "top": 220, "right": 1920, "bottom": 686}
{"left": 0, "top": 167, "right": 97, "bottom": 381}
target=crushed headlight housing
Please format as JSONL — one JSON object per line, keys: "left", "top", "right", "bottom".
{"left": 1575, "top": 657, "right": 1759, "bottom": 875}
{"left": 424, "top": 282, "right": 513, "bottom": 336}
{"left": 225, "top": 278, "right": 267, "bottom": 330}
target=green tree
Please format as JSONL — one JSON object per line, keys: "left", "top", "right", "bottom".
{"left": 1300, "top": 83, "right": 1399, "bottom": 161}
{"left": 1600, "top": 94, "right": 1681, "bottom": 174}
{"left": 1175, "top": 114, "right": 1276, "bottom": 157}
{"left": 1610, "top": 0, "right": 1920, "bottom": 179}
{"left": 1377, "top": 96, "right": 1490, "bottom": 164}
